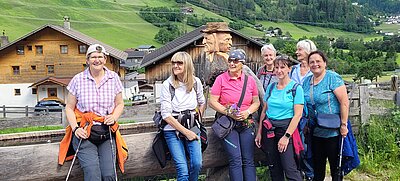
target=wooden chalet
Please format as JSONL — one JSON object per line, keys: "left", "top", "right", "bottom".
{"left": 0, "top": 19, "right": 127, "bottom": 106}
{"left": 140, "top": 25, "right": 264, "bottom": 84}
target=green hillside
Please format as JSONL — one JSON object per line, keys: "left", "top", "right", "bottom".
{"left": 0, "top": 0, "right": 383, "bottom": 51}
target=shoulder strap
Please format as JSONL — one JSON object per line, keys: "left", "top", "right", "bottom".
{"left": 290, "top": 83, "right": 299, "bottom": 98}
{"left": 169, "top": 83, "right": 175, "bottom": 101}
{"left": 266, "top": 82, "right": 276, "bottom": 101}
{"left": 237, "top": 75, "right": 248, "bottom": 107}
{"left": 169, "top": 79, "right": 199, "bottom": 101}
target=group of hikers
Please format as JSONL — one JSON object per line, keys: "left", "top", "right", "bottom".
{"left": 57, "top": 22, "right": 359, "bottom": 181}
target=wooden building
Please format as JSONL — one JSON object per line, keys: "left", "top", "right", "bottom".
{"left": 0, "top": 20, "right": 127, "bottom": 106}
{"left": 140, "top": 25, "right": 264, "bottom": 84}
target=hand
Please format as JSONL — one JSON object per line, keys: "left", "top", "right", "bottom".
{"left": 229, "top": 113, "right": 242, "bottom": 121}
{"left": 104, "top": 114, "right": 117, "bottom": 125}
{"left": 255, "top": 131, "right": 262, "bottom": 148}
{"left": 185, "top": 130, "right": 199, "bottom": 141}
{"left": 278, "top": 137, "right": 289, "bottom": 153}
{"left": 74, "top": 127, "right": 88, "bottom": 139}
{"left": 340, "top": 124, "right": 348, "bottom": 137}
{"left": 238, "top": 110, "right": 250, "bottom": 121}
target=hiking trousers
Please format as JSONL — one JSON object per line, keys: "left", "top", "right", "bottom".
{"left": 312, "top": 135, "right": 341, "bottom": 181}
{"left": 72, "top": 135, "right": 116, "bottom": 181}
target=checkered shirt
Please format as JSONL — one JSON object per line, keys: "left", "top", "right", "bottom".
{"left": 67, "top": 67, "right": 123, "bottom": 116}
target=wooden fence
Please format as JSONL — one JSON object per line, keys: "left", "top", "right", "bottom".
{"left": 0, "top": 105, "right": 63, "bottom": 118}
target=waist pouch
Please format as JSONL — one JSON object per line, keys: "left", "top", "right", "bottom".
{"left": 269, "top": 118, "right": 291, "bottom": 130}
{"left": 316, "top": 113, "right": 341, "bottom": 129}
{"left": 89, "top": 124, "right": 110, "bottom": 145}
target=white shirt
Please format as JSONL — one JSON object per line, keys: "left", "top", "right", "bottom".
{"left": 160, "top": 76, "right": 205, "bottom": 130}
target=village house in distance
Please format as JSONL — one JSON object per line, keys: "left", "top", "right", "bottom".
{"left": 0, "top": 17, "right": 127, "bottom": 107}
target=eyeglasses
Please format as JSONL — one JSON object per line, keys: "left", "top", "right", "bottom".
{"left": 172, "top": 61, "right": 184, "bottom": 66}
{"left": 228, "top": 58, "right": 242, "bottom": 64}
{"left": 89, "top": 56, "right": 105, "bottom": 60}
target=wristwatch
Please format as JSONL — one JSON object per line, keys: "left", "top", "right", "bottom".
{"left": 284, "top": 132, "right": 291, "bottom": 139}
{"left": 73, "top": 126, "right": 79, "bottom": 133}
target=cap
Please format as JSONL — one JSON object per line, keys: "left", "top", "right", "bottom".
{"left": 201, "top": 22, "right": 231, "bottom": 33}
{"left": 228, "top": 49, "right": 246, "bottom": 62}
{"left": 86, "top": 44, "right": 109, "bottom": 57}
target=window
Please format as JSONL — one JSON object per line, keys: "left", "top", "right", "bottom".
{"left": 32, "top": 88, "right": 37, "bottom": 94}
{"left": 60, "top": 45, "right": 68, "bottom": 54}
{"left": 31, "top": 65, "right": 36, "bottom": 70}
{"left": 46, "top": 65, "right": 54, "bottom": 74}
{"left": 15, "top": 89, "right": 21, "bottom": 96}
{"left": 79, "top": 45, "right": 87, "bottom": 54}
{"left": 35, "top": 45, "right": 43, "bottom": 55}
{"left": 48, "top": 88, "right": 57, "bottom": 97}
{"left": 16, "top": 45, "right": 24, "bottom": 55}
{"left": 27, "top": 45, "right": 32, "bottom": 51}
{"left": 12, "top": 66, "right": 20, "bottom": 75}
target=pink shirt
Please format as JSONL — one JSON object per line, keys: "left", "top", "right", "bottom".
{"left": 211, "top": 71, "right": 258, "bottom": 111}
{"left": 67, "top": 67, "right": 123, "bottom": 116}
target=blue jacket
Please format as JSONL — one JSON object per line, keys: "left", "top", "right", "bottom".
{"left": 341, "top": 120, "right": 360, "bottom": 175}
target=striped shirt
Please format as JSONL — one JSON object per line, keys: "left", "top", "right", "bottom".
{"left": 67, "top": 67, "right": 123, "bottom": 116}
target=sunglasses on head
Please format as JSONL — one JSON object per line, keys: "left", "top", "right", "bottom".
{"left": 228, "top": 58, "right": 242, "bottom": 64}
{"left": 172, "top": 61, "right": 184, "bottom": 65}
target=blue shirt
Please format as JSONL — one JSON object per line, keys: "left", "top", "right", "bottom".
{"left": 291, "top": 64, "right": 313, "bottom": 85}
{"left": 264, "top": 80, "right": 304, "bottom": 120}
{"left": 302, "top": 70, "right": 344, "bottom": 138}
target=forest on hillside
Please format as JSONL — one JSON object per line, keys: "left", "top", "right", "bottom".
{"left": 356, "top": 0, "right": 400, "bottom": 15}
{"left": 185, "top": 0, "right": 374, "bottom": 33}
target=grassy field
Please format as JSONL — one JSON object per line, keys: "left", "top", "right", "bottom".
{"left": 258, "top": 21, "right": 382, "bottom": 40}
{"left": 375, "top": 23, "right": 400, "bottom": 34}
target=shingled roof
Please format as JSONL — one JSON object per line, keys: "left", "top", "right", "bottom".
{"left": 140, "top": 25, "right": 263, "bottom": 67}
{"left": 0, "top": 24, "right": 127, "bottom": 61}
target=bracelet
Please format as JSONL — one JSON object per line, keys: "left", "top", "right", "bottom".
{"left": 341, "top": 123, "right": 347, "bottom": 126}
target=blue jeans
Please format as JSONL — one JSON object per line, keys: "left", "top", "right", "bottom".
{"left": 164, "top": 131, "right": 202, "bottom": 181}
{"left": 72, "top": 135, "right": 116, "bottom": 181}
{"left": 223, "top": 122, "right": 256, "bottom": 181}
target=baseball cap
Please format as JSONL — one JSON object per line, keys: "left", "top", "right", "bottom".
{"left": 86, "top": 44, "right": 109, "bottom": 57}
{"left": 228, "top": 49, "right": 246, "bottom": 63}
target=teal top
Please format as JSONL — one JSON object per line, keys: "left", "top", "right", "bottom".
{"left": 302, "top": 70, "right": 344, "bottom": 138}
{"left": 264, "top": 80, "right": 304, "bottom": 120}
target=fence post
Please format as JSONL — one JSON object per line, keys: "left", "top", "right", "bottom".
{"left": 391, "top": 75, "right": 398, "bottom": 91}
{"left": 25, "top": 106, "right": 28, "bottom": 117}
{"left": 359, "top": 85, "right": 370, "bottom": 124}
{"left": 2, "top": 105, "right": 5, "bottom": 118}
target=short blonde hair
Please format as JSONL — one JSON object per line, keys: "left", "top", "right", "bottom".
{"left": 170, "top": 52, "right": 195, "bottom": 93}
{"left": 297, "top": 39, "right": 317, "bottom": 54}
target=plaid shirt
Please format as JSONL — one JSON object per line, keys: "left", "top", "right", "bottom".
{"left": 67, "top": 67, "right": 123, "bottom": 116}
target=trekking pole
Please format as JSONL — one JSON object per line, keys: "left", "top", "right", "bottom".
{"left": 109, "top": 126, "right": 118, "bottom": 181}
{"left": 66, "top": 122, "right": 88, "bottom": 181}
{"left": 337, "top": 136, "right": 345, "bottom": 180}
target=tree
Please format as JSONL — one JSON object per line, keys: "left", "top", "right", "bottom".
{"left": 356, "top": 60, "right": 383, "bottom": 82}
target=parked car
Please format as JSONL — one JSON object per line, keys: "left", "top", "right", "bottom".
{"left": 130, "top": 94, "right": 147, "bottom": 106}
{"left": 34, "top": 100, "right": 63, "bottom": 115}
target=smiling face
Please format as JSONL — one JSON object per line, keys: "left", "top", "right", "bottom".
{"left": 228, "top": 58, "right": 243, "bottom": 74}
{"left": 172, "top": 60, "right": 184, "bottom": 77}
{"left": 274, "top": 61, "right": 291, "bottom": 80}
{"left": 86, "top": 52, "right": 106, "bottom": 72}
{"left": 295, "top": 46, "right": 308, "bottom": 63}
{"left": 262, "top": 48, "right": 276, "bottom": 66}
{"left": 308, "top": 53, "right": 327, "bottom": 76}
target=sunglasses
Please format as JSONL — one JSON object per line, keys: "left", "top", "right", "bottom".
{"left": 172, "top": 61, "right": 184, "bottom": 66}
{"left": 228, "top": 58, "right": 242, "bottom": 64}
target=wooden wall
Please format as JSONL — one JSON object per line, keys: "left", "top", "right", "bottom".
{"left": 0, "top": 27, "right": 118, "bottom": 84}
{"left": 145, "top": 35, "right": 264, "bottom": 84}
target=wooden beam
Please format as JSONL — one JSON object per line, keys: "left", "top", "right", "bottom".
{"left": 0, "top": 127, "right": 266, "bottom": 180}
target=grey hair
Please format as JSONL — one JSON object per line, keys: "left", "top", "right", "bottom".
{"left": 261, "top": 43, "right": 276, "bottom": 54}
{"left": 297, "top": 39, "right": 317, "bottom": 54}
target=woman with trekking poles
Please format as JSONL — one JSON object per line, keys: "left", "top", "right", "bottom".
{"left": 59, "top": 44, "right": 128, "bottom": 181}
{"left": 255, "top": 55, "right": 304, "bottom": 181}
{"left": 160, "top": 52, "right": 206, "bottom": 181}
{"left": 209, "top": 49, "right": 260, "bottom": 181}
{"left": 302, "top": 50, "right": 349, "bottom": 181}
